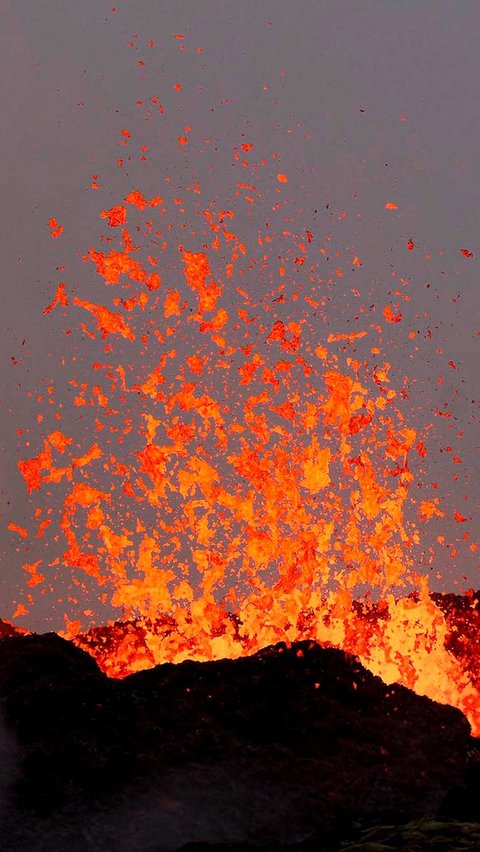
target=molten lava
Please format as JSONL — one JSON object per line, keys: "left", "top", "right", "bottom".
{"left": 11, "top": 40, "right": 480, "bottom": 736}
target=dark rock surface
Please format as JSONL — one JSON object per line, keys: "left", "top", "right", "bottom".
{"left": 339, "top": 817, "right": 480, "bottom": 851}
{"left": 0, "top": 619, "right": 29, "bottom": 639}
{"left": 174, "top": 818, "right": 480, "bottom": 852}
{"left": 0, "top": 633, "right": 473, "bottom": 851}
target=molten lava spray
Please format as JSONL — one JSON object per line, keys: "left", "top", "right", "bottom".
{"left": 11, "top": 35, "right": 480, "bottom": 735}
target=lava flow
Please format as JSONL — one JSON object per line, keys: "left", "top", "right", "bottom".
{"left": 10, "top": 40, "right": 480, "bottom": 737}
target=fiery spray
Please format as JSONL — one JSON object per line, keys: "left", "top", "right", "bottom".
{"left": 10, "top": 35, "right": 480, "bottom": 735}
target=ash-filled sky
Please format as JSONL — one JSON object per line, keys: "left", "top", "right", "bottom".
{"left": 1, "top": 0, "right": 479, "bottom": 632}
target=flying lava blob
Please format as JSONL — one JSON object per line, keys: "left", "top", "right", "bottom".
{"left": 11, "top": 36, "right": 480, "bottom": 735}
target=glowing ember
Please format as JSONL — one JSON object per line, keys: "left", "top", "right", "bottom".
{"left": 11, "top": 38, "right": 480, "bottom": 737}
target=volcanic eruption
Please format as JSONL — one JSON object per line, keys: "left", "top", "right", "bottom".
{"left": 3, "top": 23, "right": 480, "bottom": 850}
{"left": 7, "top": 30, "right": 480, "bottom": 738}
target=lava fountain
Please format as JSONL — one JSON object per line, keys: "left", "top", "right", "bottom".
{"left": 9, "top": 38, "right": 480, "bottom": 737}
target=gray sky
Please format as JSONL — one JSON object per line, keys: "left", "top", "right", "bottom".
{"left": 1, "top": 0, "right": 479, "bottom": 632}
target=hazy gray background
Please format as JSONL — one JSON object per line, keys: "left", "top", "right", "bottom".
{"left": 1, "top": 0, "right": 479, "bottom": 632}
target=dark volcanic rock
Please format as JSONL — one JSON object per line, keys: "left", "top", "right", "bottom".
{"left": 174, "top": 817, "right": 480, "bottom": 852}
{"left": 0, "top": 634, "right": 472, "bottom": 851}
{"left": 0, "top": 620, "right": 29, "bottom": 640}
{"left": 339, "top": 817, "right": 480, "bottom": 851}
{"left": 438, "top": 738, "right": 480, "bottom": 822}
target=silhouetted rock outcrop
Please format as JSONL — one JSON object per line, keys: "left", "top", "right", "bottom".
{"left": 0, "top": 620, "right": 28, "bottom": 640}
{"left": 0, "top": 633, "right": 473, "bottom": 851}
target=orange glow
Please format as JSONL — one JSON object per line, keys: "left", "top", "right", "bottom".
{"left": 43, "top": 283, "right": 68, "bottom": 315}
{"left": 383, "top": 306, "right": 402, "bottom": 323}
{"left": 12, "top": 85, "right": 480, "bottom": 740}
{"left": 100, "top": 205, "right": 127, "bottom": 227}
{"left": 8, "top": 522, "right": 28, "bottom": 539}
{"left": 48, "top": 217, "right": 64, "bottom": 238}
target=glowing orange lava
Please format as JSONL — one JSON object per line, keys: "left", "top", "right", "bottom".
{"left": 11, "top": 45, "right": 480, "bottom": 736}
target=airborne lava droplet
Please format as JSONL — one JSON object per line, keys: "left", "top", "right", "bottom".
{"left": 101, "top": 206, "right": 127, "bottom": 227}
{"left": 383, "top": 306, "right": 402, "bottom": 323}
{"left": 48, "top": 218, "right": 64, "bottom": 238}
